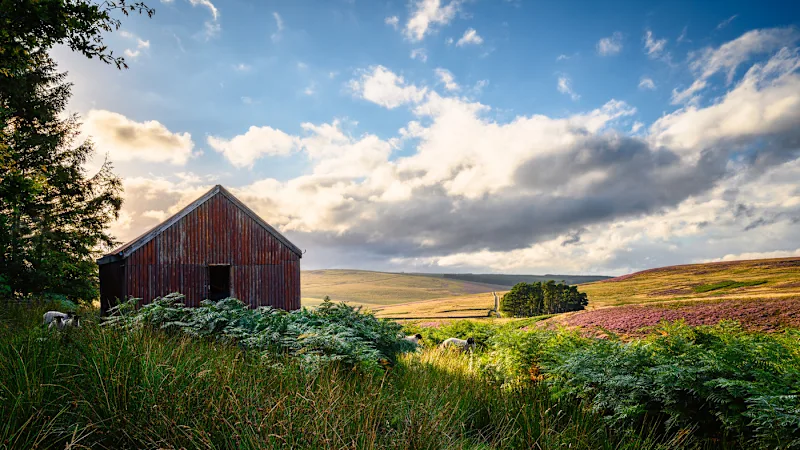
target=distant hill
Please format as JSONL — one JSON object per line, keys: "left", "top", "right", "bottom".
{"left": 579, "top": 257, "right": 800, "bottom": 309}
{"left": 413, "top": 273, "right": 612, "bottom": 287}
{"left": 301, "top": 269, "right": 507, "bottom": 307}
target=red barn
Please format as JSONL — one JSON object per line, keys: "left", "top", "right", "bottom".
{"left": 97, "top": 185, "right": 302, "bottom": 314}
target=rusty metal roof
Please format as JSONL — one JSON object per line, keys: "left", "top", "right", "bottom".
{"left": 97, "top": 185, "right": 302, "bottom": 264}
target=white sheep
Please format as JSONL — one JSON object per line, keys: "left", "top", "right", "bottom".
{"left": 439, "top": 337, "right": 475, "bottom": 353}
{"left": 43, "top": 311, "right": 80, "bottom": 330}
{"left": 403, "top": 333, "right": 423, "bottom": 345}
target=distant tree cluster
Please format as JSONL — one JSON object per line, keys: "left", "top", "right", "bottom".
{"left": 500, "top": 281, "right": 588, "bottom": 317}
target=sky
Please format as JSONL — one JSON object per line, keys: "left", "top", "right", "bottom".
{"left": 53, "top": 0, "right": 800, "bottom": 275}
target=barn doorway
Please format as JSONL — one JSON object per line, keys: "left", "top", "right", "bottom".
{"left": 208, "top": 265, "right": 231, "bottom": 301}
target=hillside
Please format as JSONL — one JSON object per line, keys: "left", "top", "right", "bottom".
{"left": 580, "top": 257, "right": 800, "bottom": 309}
{"left": 371, "top": 291, "right": 509, "bottom": 320}
{"left": 301, "top": 269, "right": 506, "bottom": 307}
{"left": 413, "top": 273, "right": 611, "bottom": 286}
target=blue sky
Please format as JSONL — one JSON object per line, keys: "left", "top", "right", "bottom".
{"left": 55, "top": 0, "right": 800, "bottom": 274}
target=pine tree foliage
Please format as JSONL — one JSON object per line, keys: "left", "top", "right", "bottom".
{"left": 1, "top": 0, "right": 153, "bottom": 301}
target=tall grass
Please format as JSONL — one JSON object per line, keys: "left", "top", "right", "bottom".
{"left": 0, "top": 302, "right": 705, "bottom": 450}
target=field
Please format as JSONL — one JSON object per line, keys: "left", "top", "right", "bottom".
{"left": 579, "top": 257, "right": 800, "bottom": 309}
{"left": 301, "top": 269, "right": 506, "bottom": 307}
{"left": 371, "top": 291, "right": 508, "bottom": 320}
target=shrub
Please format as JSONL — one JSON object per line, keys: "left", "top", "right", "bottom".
{"left": 104, "top": 293, "right": 416, "bottom": 372}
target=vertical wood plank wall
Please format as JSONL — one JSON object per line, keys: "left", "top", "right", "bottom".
{"left": 122, "top": 192, "right": 301, "bottom": 310}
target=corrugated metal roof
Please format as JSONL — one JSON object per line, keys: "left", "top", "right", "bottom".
{"left": 98, "top": 185, "right": 302, "bottom": 264}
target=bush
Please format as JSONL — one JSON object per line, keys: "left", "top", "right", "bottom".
{"left": 104, "top": 293, "right": 416, "bottom": 372}
{"left": 482, "top": 321, "right": 800, "bottom": 448}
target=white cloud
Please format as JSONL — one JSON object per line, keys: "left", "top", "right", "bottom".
{"left": 271, "top": 12, "right": 284, "bottom": 42}
{"left": 233, "top": 63, "right": 251, "bottom": 72}
{"left": 349, "top": 65, "right": 429, "bottom": 109}
{"left": 410, "top": 48, "right": 428, "bottom": 62}
{"left": 556, "top": 54, "right": 571, "bottom": 61}
{"left": 716, "top": 14, "right": 738, "bottom": 30}
{"left": 557, "top": 75, "right": 580, "bottom": 101}
{"left": 207, "top": 126, "right": 298, "bottom": 168}
{"left": 82, "top": 110, "right": 196, "bottom": 165}
{"left": 672, "top": 27, "right": 798, "bottom": 104}
{"left": 644, "top": 30, "right": 667, "bottom": 58}
{"left": 434, "top": 68, "right": 459, "bottom": 91}
{"left": 297, "top": 61, "right": 308, "bottom": 70}
{"left": 456, "top": 28, "right": 483, "bottom": 46}
{"left": 188, "top": 0, "right": 220, "bottom": 39}
{"left": 120, "top": 30, "right": 150, "bottom": 60}
{"left": 638, "top": 77, "right": 656, "bottom": 90}
{"left": 597, "top": 32, "right": 623, "bottom": 56}
{"left": 385, "top": 16, "right": 399, "bottom": 30}
{"left": 653, "top": 46, "right": 800, "bottom": 159}
{"left": 109, "top": 30, "right": 800, "bottom": 273}
{"left": 405, "top": 0, "right": 462, "bottom": 42}
{"left": 445, "top": 37, "right": 454, "bottom": 45}
{"left": 707, "top": 248, "right": 800, "bottom": 262}
{"left": 304, "top": 83, "right": 316, "bottom": 96}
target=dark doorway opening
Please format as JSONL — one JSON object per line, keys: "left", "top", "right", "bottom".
{"left": 208, "top": 265, "right": 231, "bottom": 301}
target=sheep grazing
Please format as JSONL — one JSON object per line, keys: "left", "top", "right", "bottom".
{"left": 43, "top": 311, "right": 80, "bottom": 330}
{"left": 404, "top": 333, "right": 423, "bottom": 345}
{"left": 439, "top": 337, "right": 475, "bottom": 353}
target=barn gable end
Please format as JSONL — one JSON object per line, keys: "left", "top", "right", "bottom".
{"left": 97, "top": 185, "right": 302, "bottom": 314}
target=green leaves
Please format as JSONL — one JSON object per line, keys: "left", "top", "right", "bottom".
{"left": 0, "top": 1, "right": 144, "bottom": 302}
{"left": 104, "top": 294, "right": 417, "bottom": 373}
{"left": 500, "top": 281, "right": 589, "bottom": 317}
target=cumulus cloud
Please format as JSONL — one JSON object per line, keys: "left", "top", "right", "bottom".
{"left": 405, "top": 0, "right": 462, "bottom": 42}
{"left": 456, "top": 28, "right": 483, "bottom": 46}
{"left": 434, "top": 68, "right": 459, "bottom": 91}
{"left": 639, "top": 77, "right": 656, "bottom": 90}
{"left": 597, "top": 32, "right": 623, "bottom": 56}
{"left": 111, "top": 30, "right": 800, "bottom": 274}
{"left": 207, "top": 126, "right": 298, "bottom": 168}
{"left": 672, "top": 27, "right": 798, "bottom": 104}
{"left": 349, "top": 65, "right": 428, "bottom": 109}
{"left": 83, "top": 110, "right": 196, "bottom": 165}
{"left": 557, "top": 75, "right": 580, "bottom": 100}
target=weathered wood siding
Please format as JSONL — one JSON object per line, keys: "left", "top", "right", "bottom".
{"left": 121, "top": 192, "right": 301, "bottom": 310}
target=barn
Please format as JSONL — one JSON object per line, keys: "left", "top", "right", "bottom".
{"left": 97, "top": 185, "right": 302, "bottom": 314}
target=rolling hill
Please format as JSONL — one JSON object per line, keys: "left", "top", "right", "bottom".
{"left": 301, "top": 269, "right": 507, "bottom": 307}
{"left": 579, "top": 257, "right": 800, "bottom": 309}
{"left": 416, "top": 273, "right": 611, "bottom": 286}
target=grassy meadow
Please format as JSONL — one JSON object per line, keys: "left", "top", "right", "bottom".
{"left": 301, "top": 269, "right": 506, "bottom": 307}
{"left": 1, "top": 302, "right": 701, "bottom": 450}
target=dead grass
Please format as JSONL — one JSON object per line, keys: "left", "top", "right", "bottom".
{"left": 371, "top": 291, "right": 509, "bottom": 319}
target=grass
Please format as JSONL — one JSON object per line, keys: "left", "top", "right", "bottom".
{"left": 301, "top": 269, "right": 506, "bottom": 306}
{"left": 0, "top": 302, "right": 703, "bottom": 450}
{"left": 579, "top": 257, "right": 800, "bottom": 309}
{"left": 372, "top": 291, "right": 509, "bottom": 319}
{"left": 692, "top": 280, "right": 768, "bottom": 293}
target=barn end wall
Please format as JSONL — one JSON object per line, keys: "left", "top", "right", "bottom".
{"left": 117, "top": 192, "right": 301, "bottom": 310}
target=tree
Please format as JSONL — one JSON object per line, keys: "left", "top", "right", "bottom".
{"left": 500, "top": 281, "right": 588, "bottom": 317}
{"left": 0, "top": 0, "right": 153, "bottom": 301}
